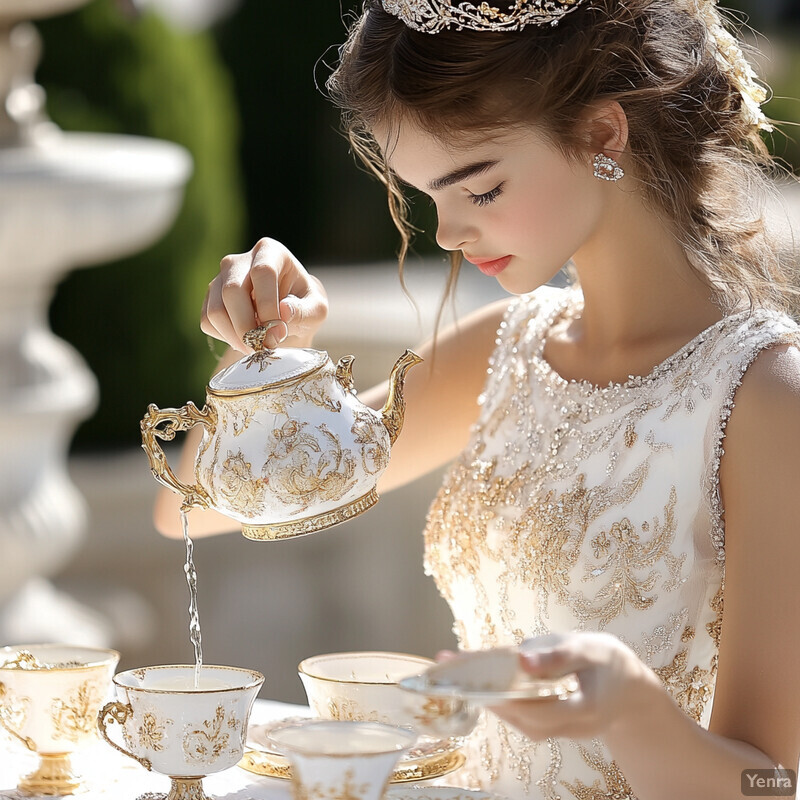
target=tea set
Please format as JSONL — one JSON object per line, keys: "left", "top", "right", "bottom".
{"left": 1, "top": 331, "right": 577, "bottom": 800}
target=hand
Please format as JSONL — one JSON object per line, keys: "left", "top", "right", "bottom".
{"left": 201, "top": 238, "right": 328, "bottom": 353}
{"left": 489, "top": 632, "right": 658, "bottom": 741}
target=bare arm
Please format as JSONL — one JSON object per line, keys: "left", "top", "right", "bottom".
{"left": 601, "top": 343, "right": 800, "bottom": 799}
{"left": 363, "top": 297, "right": 508, "bottom": 493}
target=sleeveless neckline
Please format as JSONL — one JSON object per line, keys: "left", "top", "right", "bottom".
{"left": 531, "top": 285, "right": 753, "bottom": 397}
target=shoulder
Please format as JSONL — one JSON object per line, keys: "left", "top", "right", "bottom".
{"left": 710, "top": 338, "right": 800, "bottom": 767}
{"left": 724, "top": 337, "right": 800, "bottom": 450}
{"left": 717, "top": 336, "right": 800, "bottom": 563}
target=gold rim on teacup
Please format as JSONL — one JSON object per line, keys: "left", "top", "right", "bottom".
{"left": 298, "top": 652, "right": 434, "bottom": 686}
{"left": 112, "top": 664, "right": 264, "bottom": 694}
{"left": 267, "top": 719, "right": 417, "bottom": 759}
{"left": 0, "top": 644, "right": 121, "bottom": 674}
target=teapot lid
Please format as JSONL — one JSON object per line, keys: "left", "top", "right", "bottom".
{"left": 208, "top": 345, "right": 328, "bottom": 396}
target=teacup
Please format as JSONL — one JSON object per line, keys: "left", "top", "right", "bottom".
{"left": 298, "top": 651, "right": 469, "bottom": 737}
{"left": 268, "top": 719, "right": 416, "bottom": 800}
{"left": 0, "top": 643, "right": 119, "bottom": 795}
{"left": 98, "top": 665, "right": 263, "bottom": 800}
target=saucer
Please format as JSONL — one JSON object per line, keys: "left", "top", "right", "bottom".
{"left": 240, "top": 717, "right": 465, "bottom": 784}
{"left": 398, "top": 648, "right": 579, "bottom": 706}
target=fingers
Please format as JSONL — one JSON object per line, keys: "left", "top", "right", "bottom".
{"left": 201, "top": 238, "right": 328, "bottom": 353}
{"left": 202, "top": 272, "right": 248, "bottom": 352}
{"left": 519, "top": 632, "right": 611, "bottom": 679}
{"left": 490, "top": 694, "right": 578, "bottom": 740}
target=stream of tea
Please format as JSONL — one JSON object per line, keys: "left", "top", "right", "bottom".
{"left": 180, "top": 510, "right": 202, "bottom": 689}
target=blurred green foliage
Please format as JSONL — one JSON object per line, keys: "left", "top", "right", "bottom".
{"left": 210, "top": 0, "right": 403, "bottom": 263}
{"left": 39, "top": 0, "right": 244, "bottom": 448}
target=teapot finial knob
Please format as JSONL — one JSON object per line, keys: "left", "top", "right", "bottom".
{"left": 243, "top": 320, "right": 289, "bottom": 352}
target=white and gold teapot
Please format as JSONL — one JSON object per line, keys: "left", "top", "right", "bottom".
{"left": 141, "top": 326, "right": 422, "bottom": 540}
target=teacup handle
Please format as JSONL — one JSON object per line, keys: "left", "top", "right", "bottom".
{"left": 140, "top": 402, "right": 217, "bottom": 512}
{"left": 0, "top": 681, "right": 37, "bottom": 751}
{"left": 97, "top": 701, "right": 152, "bottom": 771}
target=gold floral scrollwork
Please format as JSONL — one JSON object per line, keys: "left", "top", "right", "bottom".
{"left": 0, "top": 650, "right": 43, "bottom": 670}
{"left": 218, "top": 451, "right": 267, "bottom": 517}
{"left": 51, "top": 679, "right": 101, "bottom": 742}
{"left": 262, "top": 421, "right": 357, "bottom": 511}
{"left": 297, "top": 767, "right": 371, "bottom": 800}
{"left": 325, "top": 697, "right": 386, "bottom": 723}
{"left": 351, "top": 409, "right": 390, "bottom": 475}
{"left": 137, "top": 711, "right": 171, "bottom": 752}
{"left": 182, "top": 705, "right": 239, "bottom": 765}
{"left": 415, "top": 696, "right": 454, "bottom": 726}
{"left": 0, "top": 681, "right": 35, "bottom": 751}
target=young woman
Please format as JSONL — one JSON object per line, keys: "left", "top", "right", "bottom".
{"left": 157, "top": 1, "right": 800, "bottom": 797}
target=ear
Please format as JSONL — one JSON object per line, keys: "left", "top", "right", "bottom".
{"left": 582, "top": 100, "right": 629, "bottom": 160}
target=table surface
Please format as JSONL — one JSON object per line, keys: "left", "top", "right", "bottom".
{"left": 0, "top": 700, "right": 471, "bottom": 800}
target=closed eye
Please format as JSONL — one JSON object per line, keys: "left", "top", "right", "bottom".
{"left": 469, "top": 182, "right": 505, "bottom": 207}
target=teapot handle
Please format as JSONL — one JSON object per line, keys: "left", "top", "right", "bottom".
{"left": 140, "top": 402, "right": 216, "bottom": 512}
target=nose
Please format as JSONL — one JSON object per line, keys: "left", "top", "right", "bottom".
{"left": 435, "top": 208, "right": 478, "bottom": 252}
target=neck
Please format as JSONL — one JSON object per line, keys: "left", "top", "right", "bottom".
{"left": 569, "top": 188, "right": 723, "bottom": 355}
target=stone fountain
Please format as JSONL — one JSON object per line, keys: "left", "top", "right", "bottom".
{"left": 0, "top": 0, "right": 192, "bottom": 643}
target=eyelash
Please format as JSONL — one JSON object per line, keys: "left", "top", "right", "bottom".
{"left": 469, "top": 182, "right": 505, "bottom": 207}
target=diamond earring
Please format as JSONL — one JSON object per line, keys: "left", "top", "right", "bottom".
{"left": 593, "top": 152, "right": 625, "bottom": 182}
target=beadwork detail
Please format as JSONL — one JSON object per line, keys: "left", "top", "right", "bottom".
{"left": 424, "top": 284, "right": 799, "bottom": 798}
{"left": 381, "top": 0, "right": 589, "bottom": 33}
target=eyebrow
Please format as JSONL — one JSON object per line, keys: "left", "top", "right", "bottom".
{"left": 427, "top": 159, "right": 500, "bottom": 192}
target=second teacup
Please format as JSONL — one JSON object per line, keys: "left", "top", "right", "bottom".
{"left": 268, "top": 719, "right": 416, "bottom": 800}
{"left": 0, "top": 643, "right": 119, "bottom": 796}
{"left": 298, "top": 651, "right": 467, "bottom": 737}
{"left": 98, "top": 664, "right": 263, "bottom": 800}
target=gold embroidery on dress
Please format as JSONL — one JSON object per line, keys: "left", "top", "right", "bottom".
{"left": 653, "top": 649, "right": 714, "bottom": 723}
{"left": 576, "top": 487, "right": 678, "bottom": 626}
{"left": 561, "top": 740, "right": 638, "bottom": 800}
{"left": 422, "top": 288, "right": 793, "bottom": 797}
{"left": 707, "top": 581, "right": 724, "bottom": 674}
{"left": 618, "top": 608, "right": 689, "bottom": 664}
{"left": 538, "top": 737, "right": 564, "bottom": 800}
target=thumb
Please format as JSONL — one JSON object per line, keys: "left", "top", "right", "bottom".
{"left": 279, "top": 296, "right": 297, "bottom": 324}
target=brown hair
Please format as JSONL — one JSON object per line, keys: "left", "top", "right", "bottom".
{"left": 326, "top": 0, "right": 799, "bottom": 320}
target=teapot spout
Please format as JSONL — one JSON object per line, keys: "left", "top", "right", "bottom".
{"left": 381, "top": 349, "right": 424, "bottom": 446}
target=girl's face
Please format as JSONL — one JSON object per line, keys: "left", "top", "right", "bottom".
{"left": 377, "top": 119, "right": 606, "bottom": 294}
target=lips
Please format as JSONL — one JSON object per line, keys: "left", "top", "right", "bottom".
{"left": 464, "top": 254, "right": 512, "bottom": 277}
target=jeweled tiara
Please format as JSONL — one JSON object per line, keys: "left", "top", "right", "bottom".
{"left": 381, "top": 0, "right": 590, "bottom": 33}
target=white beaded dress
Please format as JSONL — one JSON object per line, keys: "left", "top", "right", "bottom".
{"left": 423, "top": 283, "right": 799, "bottom": 800}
